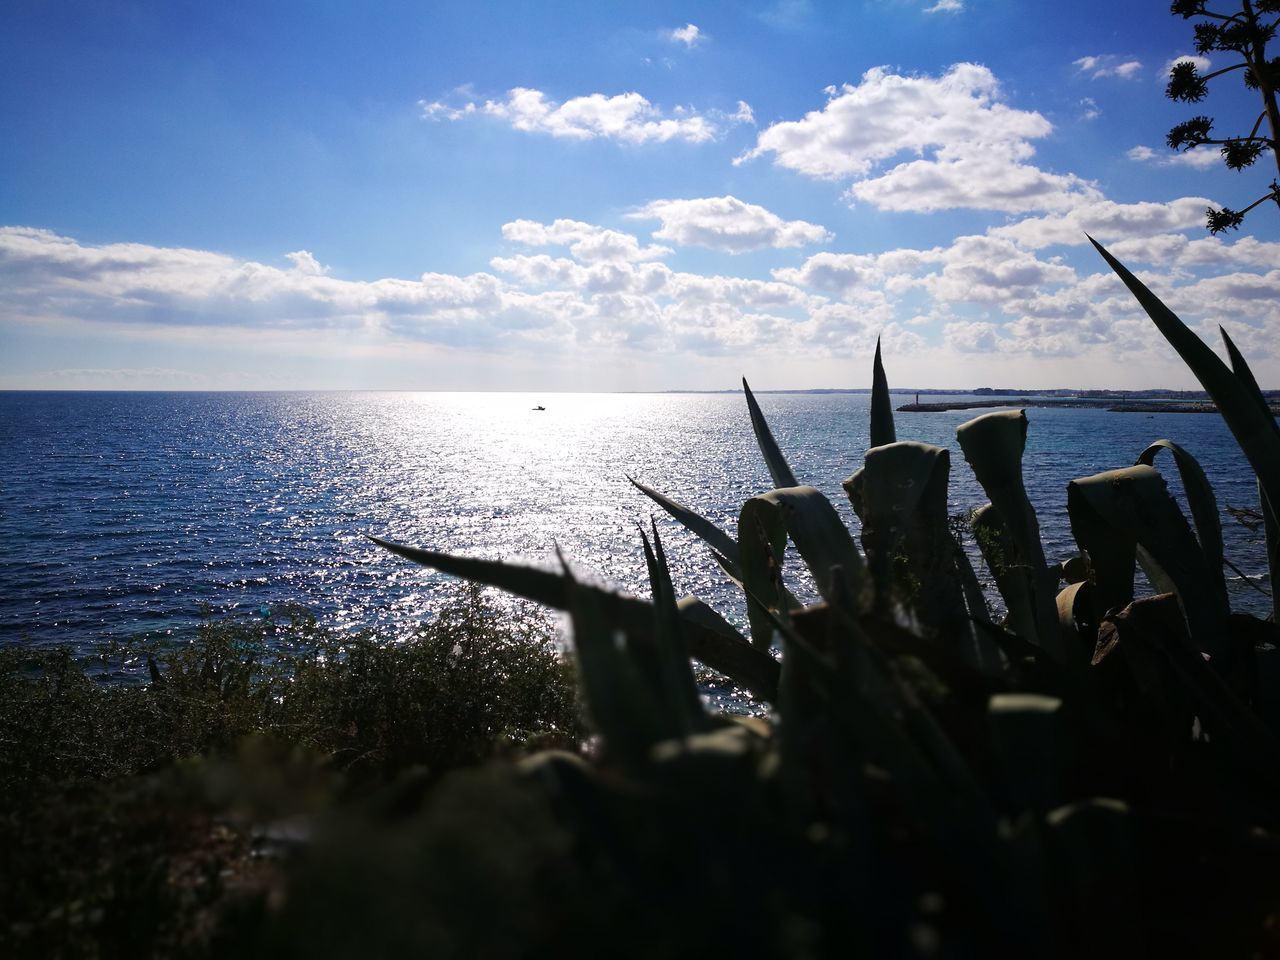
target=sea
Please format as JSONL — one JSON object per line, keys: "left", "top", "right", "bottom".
{"left": 0, "top": 390, "right": 1273, "bottom": 662}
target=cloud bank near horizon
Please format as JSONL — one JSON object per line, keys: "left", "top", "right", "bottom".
{"left": 6, "top": 62, "right": 1279, "bottom": 389}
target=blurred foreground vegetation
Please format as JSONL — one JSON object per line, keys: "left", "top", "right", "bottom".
{"left": 0, "top": 588, "right": 583, "bottom": 957}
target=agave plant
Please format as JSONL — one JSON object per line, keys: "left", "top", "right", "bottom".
{"left": 370, "top": 241, "right": 1280, "bottom": 956}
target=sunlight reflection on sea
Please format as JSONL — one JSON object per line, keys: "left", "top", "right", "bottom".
{"left": 0, "top": 390, "right": 1271, "bottom": 665}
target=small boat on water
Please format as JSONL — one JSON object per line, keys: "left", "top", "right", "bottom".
{"left": 532, "top": 405, "right": 546, "bottom": 411}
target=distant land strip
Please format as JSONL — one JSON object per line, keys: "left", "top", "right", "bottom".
{"left": 898, "top": 398, "right": 1280, "bottom": 414}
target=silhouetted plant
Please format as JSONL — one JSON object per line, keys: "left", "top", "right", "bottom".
{"left": 1166, "top": 0, "right": 1280, "bottom": 231}
{"left": 369, "top": 245, "right": 1280, "bottom": 956}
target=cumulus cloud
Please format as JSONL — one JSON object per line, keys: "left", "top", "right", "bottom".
{"left": 668, "top": 23, "right": 702, "bottom": 46}
{"left": 629, "top": 196, "right": 832, "bottom": 253}
{"left": 0, "top": 226, "right": 851, "bottom": 362}
{"left": 419, "top": 100, "right": 477, "bottom": 121}
{"left": 773, "top": 249, "right": 935, "bottom": 296}
{"left": 920, "top": 235, "right": 1077, "bottom": 304}
{"left": 987, "top": 198, "right": 1215, "bottom": 249}
{"left": 944, "top": 321, "right": 1003, "bottom": 353}
{"left": 925, "top": 0, "right": 964, "bottom": 13}
{"left": 1103, "top": 233, "right": 1280, "bottom": 269}
{"left": 1163, "top": 54, "right": 1212, "bottom": 76}
{"left": 421, "top": 86, "right": 750, "bottom": 144}
{"left": 501, "top": 219, "right": 671, "bottom": 262}
{"left": 738, "top": 64, "right": 1099, "bottom": 214}
{"left": 286, "top": 250, "right": 328, "bottom": 275}
{"left": 1073, "top": 55, "right": 1143, "bottom": 79}
{"left": 1126, "top": 144, "right": 1221, "bottom": 169}
{"left": 0, "top": 226, "right": 516, "bottom": 345}
{"left": 773, "top": 216, "right": 1279, "bottom": 366}
{"left": 5, "top": 208, "right": 1278, "bottom": 383}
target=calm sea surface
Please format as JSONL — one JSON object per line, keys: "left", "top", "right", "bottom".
{"left": 0, "top": 391, "right": 1272, "bottom": 656}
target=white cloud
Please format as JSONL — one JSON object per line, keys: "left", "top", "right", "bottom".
{"left": 771, "top": 217, "right": 1280, "bottom": 367}
{"left": 629, "top": 196, "right": 832, "bottom": 253}
{"left": 1163, "top": 54, "right": 1212, "bottom": 76}
{"left": 422, "top": 87, "right": 741, "bottom": 144}
{"left": 0, "top": 226, "right": 844, "bottom": 362}
{"left": 483, "top": 88, "right": 716, "bottom": 143}
{"left": 847, "top": 146, "right": 1097, "bottom": 214}
{"left": 921, "top": 235, "right": 1077, "bottom": 304}
{"left": 925, "top": 0, "right": 964, "bottom": 13}
{"left": 944, "top": 321, "right": 1003, "bottom": 353}
{"left": 1073, "top": 55, "right": 1143, "bottom": 79}
{"left": 739, "top": 64, "right": 1099, "bottom": 214}
{"left": 501, "top": 219, "right": 671, "bottom": 262}
{"left": 668, "top": 23, "right": 702, "bottom": 46}
{"left": 1103, "top": 233, "right": 1280, "bottom": 269}
{"left": 0, "top": 226, "right": 517, "bottom": 346}
{"left": 987, "top": 198, "right": 1215, "bottom": 249}
{"left": 1127, "top": 144, "right": 1221, "bottom": 169}
{"left": 773, "top": 249, "right": 935, "bottom": 295}
{"left": 5, "top": 211, "right": 1278, "bottom": 384}
{"left": 1080, "top": 97, "right": 1100, "bottom": 120}
{"left": 286, "top": 250, "right": 328, "bottom": 276}
{"left": 419, "top": 99, "right": 477, "bottom": 121}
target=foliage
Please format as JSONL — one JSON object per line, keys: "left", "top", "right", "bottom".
{"left": 364, "top": 242, "right": 1280, "bottom": 956}
{"left": 1165, "top": 0, "right": 1280, "bottom": 231}
{"left": 0, "top": 588, "right": 581, "bottom": 957}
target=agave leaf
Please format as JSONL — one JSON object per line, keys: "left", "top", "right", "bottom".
{"left": 1066, "top": 465, "right": 1228, "bottom": 659}
{"left": 952, "top": 540, "right": 1001, "bottom": 673}
{"left": 1066, "top": 480, "right": 1138, "bottom": 619}
{"left": 1044, "top": 800, "right": 1142, "bottom": 956}
{"left": 1262, "top": 500, "right": 1280, "bottom": 616}
{"left": 1221, "top": 327, "right": 1280, "bottom": 622}
{"left": 676, "top": 594, "right": 781, "bottom": 702}
{"left": 859, "top": 441, "right": 1001, "bottom": 669}
{"left": 737, "top": 486, "right": 866, "bottom": 650}
{"left": 1100, "top": 594, "right": 1280, "bottom": 795}
{"left": 738, "top": 498, "right": 789, "bottom": 650}
{"left": 811, "top": 598, "right": 1037, "bottom": 946}
{"left": 1055, "top": 580, "right": 1099, "bottom": 662}
{"left": 774, "top": 605, "right": 847, "bottom": 829}
{"left": 1220, "top": 327, "right": 1278, "bottom": 427}
{"left": 869, "top": 335, "right": 896, "bottom": 448}
{"left": 859, "top": 441, "right": 947, "bottom": 589}
{"left": 1137, "top": 440, "right": 1227, "bottom": 611}
{"left": 369, "top": 536, "right": 781, "bottom": 702}
{"left": 988, "top": 693, "right": 1065, "bottom": 815}
{"left": 558, "top": 552, "right": 671, "bottom": 763}
{"left": 1090, "top": 238, "right": 1280, "bottom": 554}
{"left": 972, "top": 503, "right": 1040, "bottom": 647}
{"left": 628, "top": 476, "right": 740, "bottom": 572}
{"left": 742, "top": 377, "right": 799, "bottom": 489}
{"left": 639, "top": 520, "right": 709, "bottom": 734}
{"left": 842, "top": 466, "right": 865, "bottom": 520}
{"left": 957, "top": 411, "right": 1062, "bottom": 662}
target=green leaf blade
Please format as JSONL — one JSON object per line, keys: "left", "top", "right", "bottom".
{"left": 870, "top": 335, "right": 896, "bottom": 449}
{"left": 743, "top": 377, "right": 799, "bottom": 489}
{"left": 628, "top": 476, "right": 740, "bottom": 571}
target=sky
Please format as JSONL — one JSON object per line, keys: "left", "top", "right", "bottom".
{"left": 1, "top": 0, "right": 1277, "bottom": 391}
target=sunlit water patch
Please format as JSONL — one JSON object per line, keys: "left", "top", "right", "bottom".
{"left": 0, "top": 391, "right": 1271, "bottom": 661}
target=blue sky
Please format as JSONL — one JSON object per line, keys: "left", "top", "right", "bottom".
{"left": 1, "top": 0, "right": 1276, "bottom": 390}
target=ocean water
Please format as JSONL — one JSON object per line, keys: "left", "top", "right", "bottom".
{"left": 0, "top": 390, "right": 1272, "bottom": 656}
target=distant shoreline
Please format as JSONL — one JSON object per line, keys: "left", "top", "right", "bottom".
{"left": 3, "top": 387, "right": 1278, "bottom": 403}
{"left": 893, "top": 397, "right": 1280, "bottom": 414}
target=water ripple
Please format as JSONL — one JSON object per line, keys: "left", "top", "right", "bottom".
{"left": 0, "top": 390, "right": 1270, "bottom": 655}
